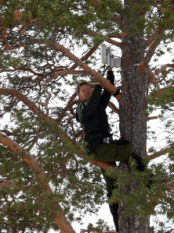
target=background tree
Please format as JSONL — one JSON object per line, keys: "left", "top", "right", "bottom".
{"left": 0, "top": 0, "right": 174, "bottom": 232}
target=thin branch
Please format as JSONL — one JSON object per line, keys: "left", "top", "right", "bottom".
{"left": 148, "top": 145, "right": 174, "bottom": 160}
{"left": 1, "top": 67, "right": 40, "bottom": 76}
{"left": 146, "top": 29, "right": 164, "bottom": 62}
{"left": 148, "top": 116, "right": 158, "bottom": 121}
{"left": 138, "top": 29, "right": 164, "bottom": 73}
{"left": 107, "top": 33, "right": 122, "bottom": 40}
{"left": 70, "top": 45, "right": 100, "bottom": 70}
{"left": 88, "top": 30, "right": 121, "bottom": 48}
{"left": 56, "top": 91, "right": 77, "bottom": 123}
{"left": 146, "top": 28, "right": 160, "bottom": 46}
{"left": 148, "top": 69, "right": 160, "bottom": 85}
{"left": 153, "top": 87, "right": 174, "bottom": 98}
{"left": 46, "top": 70, "right": 89, "bottom": 83}
{"left": 108, "top": 102, "right": 119, "bottom": 114}
{"left": 0, "top": 180, "right": 14, "bottom": 188}
{"left": 0, "top": 88, "right": 48, "bottom": 119}
{"left": 147, "top": 66, "right": 173, "bottom": 89}
{"left": 155, "top": 64, "right": 174, "bottom": 76}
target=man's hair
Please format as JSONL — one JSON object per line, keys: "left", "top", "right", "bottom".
{"left": 76, "top": 81, "right": 91, "bottom": 94}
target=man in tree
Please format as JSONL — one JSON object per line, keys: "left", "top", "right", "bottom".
{"left": 76, "top": 67, "right": 145, "bottom": 232}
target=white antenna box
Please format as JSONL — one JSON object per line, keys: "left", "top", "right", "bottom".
{"left": 101, "top": 44, "right": 121, "bottom": 68}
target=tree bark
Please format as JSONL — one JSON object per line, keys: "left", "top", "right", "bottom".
{"left": 120, "top": 33, "right": 148, "bottom": 155}
{"left": 117, "top": 23, "right": 150, "bottom": 233}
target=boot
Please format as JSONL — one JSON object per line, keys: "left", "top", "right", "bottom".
{"left": 147, "top": 173, "right": 153, "bottom": 189}
{"left": 111, "top": 139, "right": 130, "bottom": 145}
{"left": 109, "top": 202, "right": 119, "bottom": 232}
{"left": 127, "top": 153, "right": 154, "bottom": 189}
{"left": 108, "top": 191, "right": 119, "bottom": 232}
{"left": 131, "top": 153, "right": 145, "bottom": 171}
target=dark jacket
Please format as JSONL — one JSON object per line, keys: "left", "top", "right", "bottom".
{"left": 76, "top": 71, "right": 114, "bottom": 155}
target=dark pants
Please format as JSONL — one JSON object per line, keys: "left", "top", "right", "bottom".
{"left": 93, "top": 143, "right": 133, "bottom": 163}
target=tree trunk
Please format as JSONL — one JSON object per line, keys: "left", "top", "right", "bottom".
{"left": 120, "top": 33, "right": 148, "bottom": 155}
{"left": 117, "top": 31, "right": 149, "bottom": 231}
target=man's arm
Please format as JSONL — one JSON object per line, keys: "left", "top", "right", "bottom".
{"left": 100, "top": 67, "right": 121, "bottom": 107}
{"left": 76, "top": 85, "right": 102, "bottom": 123}
{"left": 100, "top": 69, "right": 114, "bottom": 108}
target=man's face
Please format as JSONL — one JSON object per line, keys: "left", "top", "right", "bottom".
{"left": 78, "top": 84, "right": 92, "bottom": 101}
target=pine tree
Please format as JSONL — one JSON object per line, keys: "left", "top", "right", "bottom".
{"left": 0, "top": 0, "right": 174, "bottom": 232}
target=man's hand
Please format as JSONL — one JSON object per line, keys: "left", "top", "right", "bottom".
{"left": 107, "top": 66, "right": 113, "bottom": 72}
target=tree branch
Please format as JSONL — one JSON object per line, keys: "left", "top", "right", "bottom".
{"left": 52, "top": 43, "right": 118, "bottom": 95}
{"left": 0, "top": 88, "right": 76, "bottom": 145}
{"left": 88, "top": 30, "right": 121, "bottom": 48}
{"left": 70, "top": 45, "right": 100, "bottom": 70}
{"left": 138, "top": 29, "right": 164, "bottom": 73}
{"left": 0, "top": 88, "right": 116, "bottom": 171}
{"left": 0, "top": 88, "right": 47, "bottom": 119}
{"left": 155, "top": 63, "right": 174, "bottom": 76}
{"left": 152, "top": 87, "right": 174, "bottom": 98}
{"left": 0, "top": 180, "right": 14, "bottom": 188}
{"left": 108, "top": 102, "right": 119, "bottom": 114}
{"left": 148, "top": 69, "right": 160, "bottom": 85}
{"left": 148, "top": 116, "right": 157, "bottom": 121}
{"left": 46, "top": 70, "right": 89, "bottom": 83}
{"left": 146, "top": 28, "right": 160, "bottom": 47}
{"left": 55, "top": 91, "right": 77, "bottom": 123}
{"left": 148, "top": 145, "right": 174, "bottom": 160}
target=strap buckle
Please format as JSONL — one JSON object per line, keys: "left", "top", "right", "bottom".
{"left": 103, "top": 137, "right": 110, "bottom": 144}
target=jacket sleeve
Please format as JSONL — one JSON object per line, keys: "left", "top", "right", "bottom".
{"left": 100, "top": 71, "right": 114, "bottom": 109}
{"left": 76, "top": 84, "right": 102, "bottom": 122}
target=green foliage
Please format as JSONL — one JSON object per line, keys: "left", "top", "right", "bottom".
{"left": 148, "top": 86, "right": 174, "bottom": 110}
{"left": 105, "top": 164, "right": 174, "bottom": 225}
{"left": 87, "top": 218, "right": 114, "bottom": 232}
{"left": 0, "top": 107, "right": 105, "bottom": 231}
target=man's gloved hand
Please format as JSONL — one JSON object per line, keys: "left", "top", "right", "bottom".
{"left": 106, "top": 66, "right": 121, "bottom": 97}
{"left": 106, "top": 66, "right": 114, "bottom": 85}
{"left": 107, "top": 66, "right": 113, "bottom": 72}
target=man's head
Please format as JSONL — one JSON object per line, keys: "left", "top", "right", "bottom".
{"left": 77, "top": 81, "right": 92, "bottom": 101}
